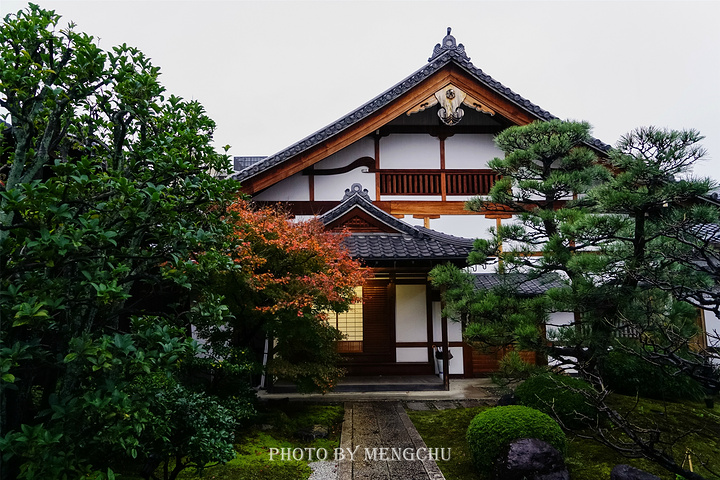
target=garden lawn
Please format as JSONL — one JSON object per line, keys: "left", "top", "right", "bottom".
{"left": 407, "top": 396, "right": 720, "bottom": 480}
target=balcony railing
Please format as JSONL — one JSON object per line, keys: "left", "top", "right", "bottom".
{"left": 378, "top": 169, "right": 498, "bottom": 196}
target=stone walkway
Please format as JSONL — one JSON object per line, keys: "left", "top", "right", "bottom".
{"left": 338, "top": 402, "right": 448, "bottom": 480}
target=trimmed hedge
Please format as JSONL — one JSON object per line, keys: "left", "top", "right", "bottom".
{"left": 466, "top": 405, "right": 567, "bottom": 473}
{"left": 515, "top": 373, "right": 597, "bottom": 428}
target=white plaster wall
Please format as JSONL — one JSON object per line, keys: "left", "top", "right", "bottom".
{"left": 705, "top": 309, "right": 720, "bottom": 348}
{"left": 314, "top": 171, "right": 376, "bottom": 201}
{"left": 395, "top": 284, "right": 427, "bottom": 342}
{"left": 428, "top": 215, "right": 496, "bottom": 240}
{"left": 315, "top": 137, "right": 374, "bottom": 169}
{"left": 253, "top": 172, "right": 309, "bottom": 201}
{"left": 449, "top": 347, "right": 464, "bottom": 374}
{"left": 546, "top": 312, "right": 575, "bottom": 339}
{"left": 432, "top": 346, "right": 464, "bottom": 375}
{"left": 380, "top": 134, "right": 440, "bottom": 169}
{"left": 500, "top": 215, "right": 544, "bottom": 251}
{"left": 396, "top": 347, "right": 428, "bottom": 363}
{"left": 445, "top": 134, "right": 502, "bottom": 169}
{"left": 395, "top": 216, "right": 426, "bottom": 228}
{"left": 431, "top": 302, "right": 463, "bottom": 342}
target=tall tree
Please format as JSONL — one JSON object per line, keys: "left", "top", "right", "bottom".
{"left": 1, "top": 6, "right": 367, "bottom": 477}
{"left": 0, "top": 5, "right": 246, "bottom": 478}
{"left": 432, "top": 121, "right": 720, "bottom": 479}
{"left": 444, "top": 119, "right": 613, "bottom": 359}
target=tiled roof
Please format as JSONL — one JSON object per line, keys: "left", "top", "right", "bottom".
{"left": 318, "top": 184, "right": 475, "bottom": 262}
{"left": 691, "top": 223, "right": 720, "bottom": 243}
{"left": 472, "top": 272, "right": 564, "bottom": 296}
{"left": 233, "top": 28, "right": 610, "bottom": 183}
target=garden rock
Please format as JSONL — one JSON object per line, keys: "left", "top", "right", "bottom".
{"left": 496, "top": 393, "right": 518, "bottom": 406}
{"left": 297, "top": 424, "right": 329, "bottom": 440}
{"left": 610, "top": 464, "right": 662, "bottom": 480}
{"left": 494, "top": 438, "right": 569, "bottom": 480}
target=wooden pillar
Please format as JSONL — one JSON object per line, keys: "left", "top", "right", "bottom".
{"left": 374, "top": 134, "right": 381, "bottom": 200}
{"left": 308, "top": 165, "right": 315, "bottom": 201}
{"left": 439, "top": 137, "right": 447, "bottom": 202}
{"left": 441, "top": 287, "right": 450, "bottom": 391}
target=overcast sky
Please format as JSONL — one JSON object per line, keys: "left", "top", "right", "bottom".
{"left": 2, "top": 1, "right": 719, "bottom": 180}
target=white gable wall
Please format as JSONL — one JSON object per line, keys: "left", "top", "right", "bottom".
{"left": 315, "top": 172, "right": 375, "bottom": 201}
{"left": 315, "top": 137, "right": 374, "bottom": 169}
{"left": 380, "top": 134, "right": 440, "bottom": 169}
{"left": 315, "top": 138, "right": 376, "bottom": 199}
{"left": 253, "top": 172, "right": 309, "bottom": 201}
{"left": 445, "top": 134, "right": 501, "bottom": 169}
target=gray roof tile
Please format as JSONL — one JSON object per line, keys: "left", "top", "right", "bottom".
{"left": 318, "top": 184, "right": 475, "bottom": 262}
{"left": 472, "top": 272, "right": 564, "bottom": 296}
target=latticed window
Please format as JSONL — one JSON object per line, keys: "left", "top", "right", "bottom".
{"left": 328, "top": 286, "right": 363, "bottom": 353}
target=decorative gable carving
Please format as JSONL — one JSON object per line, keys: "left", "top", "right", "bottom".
{"left": 326, "top": 209, "right": 397, "bottom": 234}
{"left": 406, "top": 83, "right": 496, "bottom": 125}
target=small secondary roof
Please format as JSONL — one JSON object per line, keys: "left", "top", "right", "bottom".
{"left": 318, "top": 183, "right": 475, "bottom": 264}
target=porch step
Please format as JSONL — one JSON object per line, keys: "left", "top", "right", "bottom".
{"left": 336, "top": 375, "right": 445, "bottom": 392}
{"left": 271, "top": 375, "right": 444, "bottom": 393}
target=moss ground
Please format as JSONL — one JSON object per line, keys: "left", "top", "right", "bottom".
{"left": 407, "top": 395, "right": 720, "bottom": 480}
{"left": 122, "top": 402, "right": 344, "bottom": 480}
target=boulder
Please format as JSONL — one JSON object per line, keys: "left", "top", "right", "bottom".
{"left": 296, "top": 424, "right": 329, "bottom": 440}
{"left": 494, "top": 438, "right": 570, "bottom": 480}
{"left": 610, "top": 464, "right": 662, "bottom": 480}
{"left": 496, "top": 393, "right": 518, "bottom": 406}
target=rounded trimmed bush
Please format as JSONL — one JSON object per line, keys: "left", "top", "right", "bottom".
{"left": 466, "top": 405, "right": 567, "bottom": 473}
{"left": 515, "top": 373, "right": 597, "bottom": 428}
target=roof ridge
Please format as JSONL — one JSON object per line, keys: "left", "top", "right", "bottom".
{"left": 233, "top": 29, "right": 611, "bottom": 183}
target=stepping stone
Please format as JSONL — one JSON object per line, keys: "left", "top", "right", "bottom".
{"left": 432, "top": 401, "right": 458, "bottom": 410}
{"left": 459, "top": 399, "right": 483, "bottom": 408}
{"left": 406, "top": 401, "right": 432, "bottom": 411}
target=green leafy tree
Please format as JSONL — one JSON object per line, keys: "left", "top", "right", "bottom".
{"left": 0, "top": 5, "right": 249, "bottom": 478}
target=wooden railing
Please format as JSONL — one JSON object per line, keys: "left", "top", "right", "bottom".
{"left": 378, "top": 169, "right": 498, "bottom": 196}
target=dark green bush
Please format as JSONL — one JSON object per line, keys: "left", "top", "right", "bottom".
{"left": 599, "top": 350, "right": 705, "bottom": 401}
{"left": 466, "top": 405, "right": 567, "bottom": 473}
{"left": 515, "top": 373, "right": 597, "bottom": 428}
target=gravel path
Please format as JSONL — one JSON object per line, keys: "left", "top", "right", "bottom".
{"left": 309, "top": 461, "right": 339, "bottom": 480}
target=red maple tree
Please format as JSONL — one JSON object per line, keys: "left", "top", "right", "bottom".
{"left": 207, "top": 200, "right": 369, "bottom": 392}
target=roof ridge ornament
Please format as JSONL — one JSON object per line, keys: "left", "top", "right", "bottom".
{"left": 429, "top": 27, "right": 470, "bottom": 62}
{"left": 342, "top": 183, "right": 371, "bottom": 201}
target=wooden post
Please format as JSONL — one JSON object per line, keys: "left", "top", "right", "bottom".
{"left": 441, "top": 287, "right": 450, "bottom": 391}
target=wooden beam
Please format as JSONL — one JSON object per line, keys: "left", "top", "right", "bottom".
{"left": 253, "top": 199, "right": 515, "bottom": 216}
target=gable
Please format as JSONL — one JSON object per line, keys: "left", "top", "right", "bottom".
{"left": 237, "top": 65, "right": 542, "bottom": 195}
{"left": 234, "top": 29, "right": 610, "bottom": 196}
{"left": 325, "top": 208, "right": 399, "bottom": 234}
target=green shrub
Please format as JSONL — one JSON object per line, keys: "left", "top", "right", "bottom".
{"left": 599, "top": 350, "right": 705, "bottom": 401}
{"left": 515, "top": 373, "right": 597, "bottom": 428}
{"left": 492, "top": 350, "right": 540, "bottom": 387}
{"left": 466, "top": 405, "right": 567, "bottom": 473}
